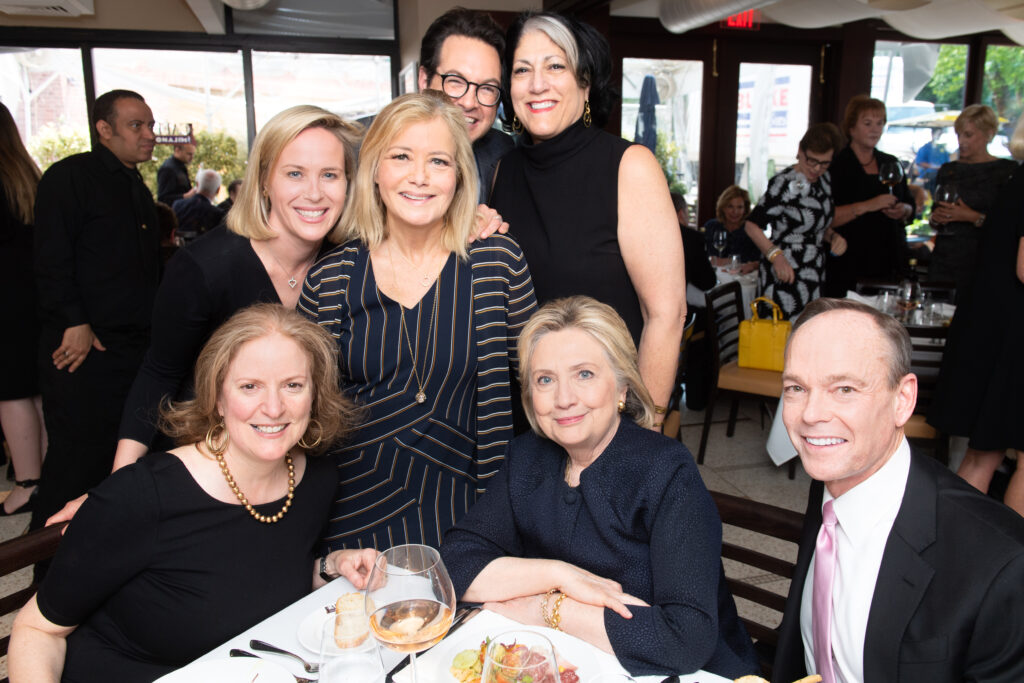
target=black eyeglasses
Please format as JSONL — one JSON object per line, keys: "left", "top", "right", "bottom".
{"left": 801, "top": 151, "right": 832, "bottom": 170}
{"left": 439, "top": 74, "right": 502, "bottom": 107}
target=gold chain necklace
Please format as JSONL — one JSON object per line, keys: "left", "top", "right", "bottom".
{"left": 385, "top": 243, "right": 444, "bottom": 404}
{"left": 216, "top": 452, "right": 295, "bottom": 523}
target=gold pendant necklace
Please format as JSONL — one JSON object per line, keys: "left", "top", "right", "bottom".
{"left": 399, "top": 278, "right": 439, "bottom": 404}
{"left": 216, "top": 452, "right": 295, "bottom": 523}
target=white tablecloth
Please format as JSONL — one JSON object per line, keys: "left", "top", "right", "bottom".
{"left": 158, "top": 578, "right": 732, "bottom": 682}
{"left": 715, "top": 268, "right": 759, "bottom": 319}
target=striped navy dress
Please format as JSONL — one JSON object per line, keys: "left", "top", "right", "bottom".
{"left": 298, "top": 234, "right": 536, "bottom": 551}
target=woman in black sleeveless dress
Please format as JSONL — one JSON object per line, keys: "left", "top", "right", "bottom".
{"left": 489, "top": 12, "right": 685, "bottom": 427}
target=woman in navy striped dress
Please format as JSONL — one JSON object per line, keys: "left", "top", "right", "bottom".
{"left": 299, "top": 91, "right": 536, "bottom": 551}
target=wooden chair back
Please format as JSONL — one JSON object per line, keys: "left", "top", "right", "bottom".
{"left": 904, "top": 324, "right": 949, "bottom": 461}
{"left": 705, "top": 280, "right": 745, "bottom": 378}
{"left": 0, "top": 523, "right": 66, "bottom": 679}
{"left": 712, "top": 491, "right": 804, "bottom": 676}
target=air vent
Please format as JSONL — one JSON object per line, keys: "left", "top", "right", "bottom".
{"left": 0, "top": 0, "right": 94, "bottom": 17}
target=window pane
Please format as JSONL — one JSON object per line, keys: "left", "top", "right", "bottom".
{"left": 621, "top": 57, "right": 703, "bottom": 221}
{"left": 982, "top": 44, "right": 1024, "bottom": 153}
{"left": 93, "top": 48, "right": 248, "bottom": 199}
{"left": 251, "top": 51, "right": 391, "bottom": 127}
{"left": 0, "top": 47, "right": 89, "bottom": 171}
{"left": 736, "top": 63, "right": 811, "bottom": 203}
{"left": 874, "top": 41, "right": 968, "bottom": 168}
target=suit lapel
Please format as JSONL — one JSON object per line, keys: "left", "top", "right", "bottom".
{"left": 863, "top": 454, "right": 937, "bottom": 682}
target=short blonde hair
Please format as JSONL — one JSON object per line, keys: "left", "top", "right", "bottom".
{"left": 517, "top": 296, "right": 656, "bottom": 433}
{"left": 715, "top": 185, "right": 750, "bottom": 223}
{"left": 330, "top": 91, "right": 477, "bottom": 260}
{"left": 227, "top": 105, "right": 362, "bottom": 241}
{"left": 955, "top": 104, "right": 999, "bottom": 141}
{"left": 1009, "top": 112, "right": 1024, "bottom": 160}
{"left": 160, "top": 303, "right": 359, "bottom": 455}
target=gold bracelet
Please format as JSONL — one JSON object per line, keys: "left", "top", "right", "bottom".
{"left": 541, "top": 588, "right": 558, "bottom": 628}
{"left": 549, "top": 591, "right": 567, "bottom": 631}
{"left": 767, "top": 247, "right": 782, "bottom": 263}
{"left": 653, "top": 404, "right": 667, "bottom": 415}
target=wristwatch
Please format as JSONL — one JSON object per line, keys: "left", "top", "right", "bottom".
{"left": 319, "top": 554, "right": 334, "bottom": 583}
{"left": 974, "top": 213, "right": 986, "bottom": 228}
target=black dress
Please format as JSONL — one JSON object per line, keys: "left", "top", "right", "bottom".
{"left": 824, "top": 146, "right": 912, "bottom": 297}
{"left": 930, "top": 159, "right": 1016, "bottom": 299}
{"left": 118, "top": 227, "right": 280, "bottom": 449}
{"left": 928, "top": 165, "right": 1024, "bottom": 451}
{"left": 490, "top": 117, "right": 643, "bottom": 345}
{"left": 36, "top": 452, "right": 335, "bottom": 683}
{"left": 0, "top": 177, "right": 39, "bottom": 400}
{"left": 440, "top": 419, "right": 758, "bottom": 678}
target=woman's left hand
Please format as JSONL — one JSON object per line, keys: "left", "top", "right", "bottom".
{"left": 881, "top": 202, "right": 911, "bottom": 220}
{"left": 329, "top": 548, "right": 380, "bottom": 590}
{"left": 468, "top": 204, "right": 509, "bottom": 243}
{"left": 932, "top": 199, "right": 976, "bottom": 224}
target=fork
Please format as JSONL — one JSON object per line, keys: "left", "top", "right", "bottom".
{"left": 249, "top": 639, "right": 320, "bottom": 674}
{"left": 229, "top": 648, "right": 317, "bottom": 683}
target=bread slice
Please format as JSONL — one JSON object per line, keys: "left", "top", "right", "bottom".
{"left": 334, "top": 592, "right": 372, "bottom": 648}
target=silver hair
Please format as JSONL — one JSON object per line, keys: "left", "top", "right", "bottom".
{"left": 196, "top": 168, "right": 221, "bottom": 196}
{"left": 521, "top": 15, "right": 582, "bottom": 85}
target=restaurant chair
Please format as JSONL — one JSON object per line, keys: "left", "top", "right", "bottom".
{"left": 0, "top": 522, "right": 66, "bottom": 681}
{"left": 697, "top": 282, "right": 788, "bottom": 474}
{"left": 661, "top": 311, "right": 698, "bottom": 441}
{"left": 712, "top": 491, "right": 804, "bottom": 678}
{"left": 904, "top": 324, "right": 949, "bottom": 463}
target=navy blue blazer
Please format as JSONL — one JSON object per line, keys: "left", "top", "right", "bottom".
{"left": 773, "top": 451, "right": 1024, "bottom": 682}
{"left": 441, "top": 418, "right": 757, "bottom": 678}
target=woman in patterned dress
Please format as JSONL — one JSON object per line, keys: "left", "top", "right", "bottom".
{"left": 299, "top": 91, "right": 536, "bottom": 552}
{"left": 742, "top": 123, "right": 848, "bottom": 318}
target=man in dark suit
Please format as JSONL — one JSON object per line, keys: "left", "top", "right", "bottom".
{"left": 172, "top": 168, "right": 225, "bottom": 242}
{"left": 156, "top": 142, "right": 195, "bottom": 205}
{"left": 773, "top": 297, "right": 1024, "bottom": 682}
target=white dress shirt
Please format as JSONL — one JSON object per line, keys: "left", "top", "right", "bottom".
{"left": 800, "top": 438, "right": 911, "bottom": 682}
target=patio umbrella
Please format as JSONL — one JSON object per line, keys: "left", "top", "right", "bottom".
{"left": 634, "top": 74, "right": 659, "bottom": 153}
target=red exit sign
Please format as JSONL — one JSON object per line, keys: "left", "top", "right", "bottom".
{"left": 720, "top": 9, "right": 761, "bottom": 30}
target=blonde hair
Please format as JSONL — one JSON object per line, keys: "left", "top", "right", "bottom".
{"left": 330, "top": 91, "right": 477, "bottom": 260}
{"left": 715, "top": 185, "right": 750, "bottom": 224}
{"left": 227, "top": 105, "right": 362, "bottom": 241}
{"left": 955, "top": 104, "right": 999, "bottom": 141}
{"left": 517, "top": 296, "right": 656, "bottom": 433}
{"left": 0, "top": 103, "right": 41, "bottom": 224}
{"left": 159, "top": 303, "right": 359, "bottom": 455}
{"left": 1009, "top": 112, "right": 1024, "bottom": 160}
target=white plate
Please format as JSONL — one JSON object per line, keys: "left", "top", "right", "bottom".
{"left": 159, "top": 657, "right": 294, "bottom": 683}
{"left": 392, "top": 610, "right": 630, "bottom": 683}
{"left": 297, "top": 605, "right": 378, "bottom": 656}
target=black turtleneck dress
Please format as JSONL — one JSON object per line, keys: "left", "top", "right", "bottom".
{"left": 490, "top": 118, "right": 643, "bottom": 346}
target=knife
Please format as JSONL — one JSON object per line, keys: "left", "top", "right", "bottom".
{"left": 384, "top": 606, "right": 480, "bottom": 682}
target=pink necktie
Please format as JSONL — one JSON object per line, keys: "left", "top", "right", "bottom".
{"left": 813, "top": 499, "right": 838, "bottom": 683}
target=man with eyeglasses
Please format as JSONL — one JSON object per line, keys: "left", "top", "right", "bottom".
{"left": 418, "top": 7, "right": 513, "bottom": 203}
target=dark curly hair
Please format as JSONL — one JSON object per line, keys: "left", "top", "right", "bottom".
{"left": 499, "top": 11, "right": 617, "bottom": 133}
{"left": 419, "top": 7, "right": 505, "bottom": 83}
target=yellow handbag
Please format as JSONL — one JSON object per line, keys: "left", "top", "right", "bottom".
{"left": 738, "top": 297, "right": 792, "bottom": 372}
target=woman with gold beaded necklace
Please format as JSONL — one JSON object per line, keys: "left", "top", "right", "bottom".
{"left": 10, "top": 304, "right": 378, "bottom": 683}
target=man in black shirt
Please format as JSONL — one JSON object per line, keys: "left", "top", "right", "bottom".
{"left": 31, "top": 89, "right": 161, "bottom": 532}
{"left": 156, "top": 142, "right": 195, "bottom": 205}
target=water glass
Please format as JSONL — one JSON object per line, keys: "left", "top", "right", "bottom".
{"left": 728, "top": 254, "right": 742, "bottom": 274}
{"left": 319, "top": 613, "right": 385, "bottom": 682}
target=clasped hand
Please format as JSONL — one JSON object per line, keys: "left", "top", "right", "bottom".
{"left": 52, "top": 324, "right": 105, "bottom": 373}
{"left": 930, "top": 199, "right": 974, "bottom": 225}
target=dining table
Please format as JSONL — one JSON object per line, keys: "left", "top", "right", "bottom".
{"left": 155, "top": 575, "right": 734, "bottom": 683}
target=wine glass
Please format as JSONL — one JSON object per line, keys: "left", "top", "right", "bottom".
{"left": 481, "top": 630, "right": 560, "bottom": 683}
{"left": 712, "top": 228, "right": 728, "bottom": 259}
{"left": 878, "top": 161, "right": 904, "bottom": 194}
{"left": 366, "top": 544, "right": 456, "bottom": 683}
{"left": 934, "top": 183, "right": 958, "bottom": 205}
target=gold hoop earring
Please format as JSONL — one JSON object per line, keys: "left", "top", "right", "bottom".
{"left": 583, "top": 100, "right": 592, "bottom": 128}
{"left": 205, "top": 421, "right": 229, "bottom": 456}
{"left": 617, "top": 399, "right": 625, "bottom": 413}
{"left": 297, "top": 419, "right": 323, "bottom": 450}
{"left": 512, "top": 115, "right": 523, "bottom": 135}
